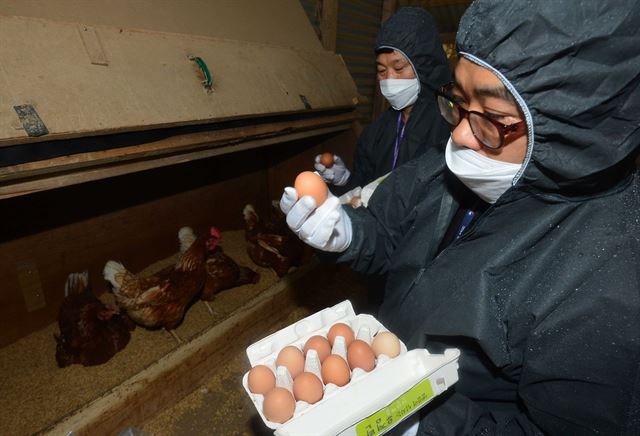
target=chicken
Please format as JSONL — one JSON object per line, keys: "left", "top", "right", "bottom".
{"left": 243, "top": 202, "right": 306, "bottom": 277}
{"left": 54, "top": 271, "right": 134, "bottom": 368}
{"left": 201, "top": 238, "right": 260, "bottom": 314}
{"left": 103, "top": 226, "right": 217, "bottom": 342}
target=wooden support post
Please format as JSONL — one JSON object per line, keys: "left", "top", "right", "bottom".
{"left": 319, "top": 0, "right": 338, "bottom": 52}
{"left": 371, "top": 0, "right": 400, "bottom": 120}
{"left": 382, "top": 0, "right": 400, "bottom": 23}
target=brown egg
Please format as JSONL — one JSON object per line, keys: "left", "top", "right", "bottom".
{"left": 371, "top": 331, "right": 401, "bottom": 358}
{"left": 320, "top": 152, "right": 334, "bottom": 168}
{"left": 327, "top": 322, "right": 355, "bottom": 347}
{"left": 292, "top": 372, "right": 324, "bottom": 404}
{"left": 275, "top": 345, "right": 305, "bottom": 379}
{"left": 321, "top": 354, "right": 351, "bottom": 387}
{"left": 294, "top": 171, "right": 328, "bottom": 207}
{"left": 247, "top": 364, "right": 276, "bottom": 395}
{"left": 303, "top": 335, "right": 331, "bottom": 363}
{"left": 263, "top": 387, "right": 296, "bottom": 423}
{"left": 347, "top": 339, "right": 376, "bottom": 372}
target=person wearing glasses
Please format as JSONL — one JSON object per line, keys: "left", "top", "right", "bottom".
{"left": 313, "top": 7, "right": 451, "bottom": 203}
{"left": 280, "top": 1, "right": 639, "bottom": 434}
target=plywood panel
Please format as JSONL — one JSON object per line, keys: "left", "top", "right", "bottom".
{"left": 0, "top": 15, "right": 358, "bottom": 146}
{"left": 0, "top": 0, "right": 322, "bottom": 51}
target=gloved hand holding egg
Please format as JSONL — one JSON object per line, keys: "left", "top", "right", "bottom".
{"left": 338, "top": 186, "right": 363, "bottom": 208}
{"left": 314, "top": 153, "right": 351, "bottom": 186}
{"left": 280, "top": 171, "right": 352, "bottom": 253}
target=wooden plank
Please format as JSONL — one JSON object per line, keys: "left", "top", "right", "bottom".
{"left": 40, "top": 261, "right": 320, "bottom": 436}
{"left": 372, "top": 0, "right": 398, "bottom": 120}
{"left": 341, "top": 53, "right": 375, "bottom": 65}
{"left": 0, "top": 15, "right": 358, "bottom": 147}
{"left": 420, "top": 0, "right": 471, "bottom": 7}
{"left": 337, "top": 19, "right": 381, "bottom": 35}
{"left": 337, "top": 31, "right": 377, "bottom": 45}
{"left": 0, "top": 112, "right": 358, "bottom": 180}
{"left": 0, "top": 0, "right": 323, "bottom": 52}
{"left": 0, "top": 125, "right": 351, "bottom": 200}
{"left": 381, "top": 0, "right": 400, "bottom": 23}
{"left": 0, "top": 112, "right": 358, "bottom": 199}
{"left": 320, "top": 0, "right": 338, "bottom": 52}
{"left": 342, "top": 0, "right": 383, "bottom": 14}
{"left": 339, "top": 3, "right": 383, "bottom": 24}
{"left": 341, "top": 64, "right": 375, "bottom": 75}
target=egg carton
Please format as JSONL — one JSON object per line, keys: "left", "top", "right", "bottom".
{"left": 242, "top": 300, "right": 460, "bottom": 436}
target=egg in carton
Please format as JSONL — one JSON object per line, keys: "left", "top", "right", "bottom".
{"left": 242, "top": 300, "right": 460, "bottom": 436}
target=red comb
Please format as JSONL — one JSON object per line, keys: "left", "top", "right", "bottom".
{"left": 210, "top": 226, "right": 222, "bottom": 240}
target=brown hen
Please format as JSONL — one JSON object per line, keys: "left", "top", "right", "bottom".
{"left": 201, "top": 231, "right": 260, "bottom": 314}
{"left": 55, "top": 271, "right": 134, "bottom": 367}
{"left": 103, "top": 226, "right": 217, "bottom": 342}
{"left": 243, "top": 202, "right": 307, "bottom": 277}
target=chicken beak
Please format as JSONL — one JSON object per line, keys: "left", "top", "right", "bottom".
{"left": 206, "top": 238, "right": 218, "bottom": 252}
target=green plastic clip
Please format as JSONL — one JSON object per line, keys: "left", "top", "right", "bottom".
{"left": 189, "top": 55, "right": 213, "bottom": 92}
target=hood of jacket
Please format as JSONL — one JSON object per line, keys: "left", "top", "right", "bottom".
{"left": 456, "top": 1, "right": 640, "bottom": 196}
{"left": 375, "top": 7, "right": 451, "bottom": 95}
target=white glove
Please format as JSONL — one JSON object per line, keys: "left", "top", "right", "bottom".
{"left": 314, "top": 154, "right": 351, "bottom": 186}
{"left": 279, "top": 187, "right": 352, "bottom": 252}
{"left": 339, "top": 186, "right": 363, "bottom": 208}
{"left": 359, "top": 172, "right": 390, "bottom": 208}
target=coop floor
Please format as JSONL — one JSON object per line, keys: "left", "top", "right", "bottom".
{"left": 141, "top": 262, "right": 372, "bottom": 436}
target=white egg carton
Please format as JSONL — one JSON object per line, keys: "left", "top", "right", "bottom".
{"left": 242, "top": 300, "right": 460, "bottom": 436}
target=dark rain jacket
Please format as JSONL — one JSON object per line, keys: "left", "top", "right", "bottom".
{"left": 337, "top": 7, "right": 451, "bottom": 194}
{"left": 335, "top": 2, "right": 640, "bottom": 435}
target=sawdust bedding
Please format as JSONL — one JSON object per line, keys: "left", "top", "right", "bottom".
{"left": 0, "top": 230, "right": 280, "bottom": 436}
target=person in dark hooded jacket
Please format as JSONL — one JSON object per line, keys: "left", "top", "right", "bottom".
{"left": 281, "top": 1, "right": 640, "bottom": 435}
{"left": 314, "top": 7, "right": 451, "bottom": 199}
{"left": 317, "top": 6, "right": 452, "bottom": 315}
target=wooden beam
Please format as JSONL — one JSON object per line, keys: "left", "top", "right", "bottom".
{"left": 382, "top": 0, "right": 400, "bottom": 24}
{"left": 440, "top": 31, "right": 457, "bottom": 44}
{"left": 421, "top": 0, "right": 471, "bottom": 7}
{"left": 320, "top": 0, "right": 339, "bottom": 52}
{"left": 0, "top": 112, "right": 359, "bottom": 199}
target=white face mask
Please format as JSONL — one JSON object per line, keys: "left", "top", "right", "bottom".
{"left": 379, "top": 78, "right": 420, "bottom": 110}
{"left": 445, "top": 137, "right": 522, "bottom": 204}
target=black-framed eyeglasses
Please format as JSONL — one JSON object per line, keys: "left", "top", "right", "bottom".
{"left": 436, "top": 83, "right": 526, "bottom": 149}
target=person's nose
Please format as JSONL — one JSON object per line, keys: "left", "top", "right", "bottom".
{"left": 451, "top": 117, "right": 482, "bottom": 151}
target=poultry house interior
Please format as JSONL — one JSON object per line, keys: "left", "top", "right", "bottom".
{"left": 0, "top": 0, "right": 417, "bottom": 434}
